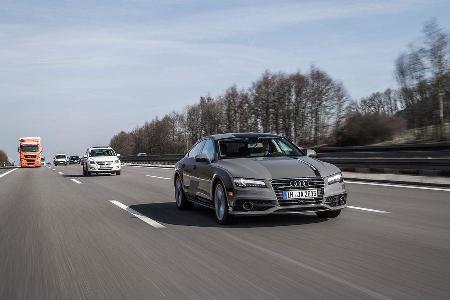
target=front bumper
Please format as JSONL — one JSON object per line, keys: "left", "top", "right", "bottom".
{"left": 88, "top": 164, "right": 121, "bottom": 172}
{"left": 228, "top": 180, "right": 347, "bottom": 215}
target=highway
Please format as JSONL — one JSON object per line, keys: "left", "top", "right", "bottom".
{"left": 0, "top": 165, "right": 449, "bottom": 299}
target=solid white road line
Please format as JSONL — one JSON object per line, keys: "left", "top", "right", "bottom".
{"left": 346, "top": 180, "right": 450, "bottom": 192}
{"left": 347, "top": 206, "right": 390, "bottom": 214}
{"left": 109, "top": 200, "right": 165, "bottom": 228}
{"left": 0, "top": 168, "right": 18, "bottom": 178}
{"left": 58, "top": 171, "right": 64, "bottom": 175}
{"left": 71, "top": 179, "right": 82, "bottom": 184}
{"left": 146, "top": 175, "right": 171, "bottom": 180}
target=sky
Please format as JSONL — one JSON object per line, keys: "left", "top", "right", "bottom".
{"left": 1, "top": 0, "right": 449, "bottom": 161}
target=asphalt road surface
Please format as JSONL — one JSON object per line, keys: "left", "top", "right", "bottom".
{"left": 1, "top": 165, "right": 449, "bottom": 300}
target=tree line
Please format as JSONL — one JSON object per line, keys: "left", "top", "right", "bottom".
{"left": 0, "top": 149, "right": 8, "bottom": 164}
{"left": 111, "top": 20, "right": 449, "bottom": 155}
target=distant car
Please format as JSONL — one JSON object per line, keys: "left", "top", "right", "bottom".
{"left": 54, "top": 154, "right": 68, "bottom": 166}
{"left": 174, "top": 133, "right": 347, "bottom": 224}
{"left": 69, "top": 155, "right": 80, "bottom": 164}
{"left": 82, "top": 146, "right": 121, "bottom": 176}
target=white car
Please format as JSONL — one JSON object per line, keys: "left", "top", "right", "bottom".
{"left": 54, "top": 154, "right": 68, "bottom": 166}
{"left": 82, "top": 147, "right": 121, "bottom": 176}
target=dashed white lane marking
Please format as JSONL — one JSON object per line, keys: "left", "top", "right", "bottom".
{"left": 71, "top": 179, "right": 82, "bottom": 184}
{"left": 346, "top": 180, "right": 450, "bottom": 192}
{"left": 146, "top": 175, "right": 171, "bottom": 180}
{"left": 109, "top": 200, "right": 165, "bottom": 228}
{"left": 58, "top": 171, "right": 64, "bottom": 175}
{"left": 52, "top": 168, "right": 56, "bottom": 171}
{"left": 0, "top": 168, "right": 18, "bottom": 178}
{"left": 347, "top": 206, "right": 390, "bottom": 214}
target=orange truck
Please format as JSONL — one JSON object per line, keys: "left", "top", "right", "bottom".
{"left": 18, "top": 137, "right": 43, "bottom": 168}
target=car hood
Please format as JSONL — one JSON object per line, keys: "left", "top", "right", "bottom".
{"left": 90, "top": 156, "right": 117, "bottom": 162}
{"left": 215, "top": 156, "right": 340, "bottom": 180}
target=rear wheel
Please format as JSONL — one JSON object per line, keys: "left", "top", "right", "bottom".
{"left": 316, "top": 210, "right": 341, "bottom": 219}
{"left": 214, "top": 182, "right": 231, "bottom": 225}
{"left": 175, "top": 177, "right": 192, "bottom": 210}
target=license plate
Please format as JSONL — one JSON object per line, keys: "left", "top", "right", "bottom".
{"left": 282, "top": 189, "right": 318, "bottom": 200}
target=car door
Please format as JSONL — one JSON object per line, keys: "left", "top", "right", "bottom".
{"left": 182, "top": 140, "right": 205, "bottom": 196}
{"left": 195, "top": 138, "right": 217, "bottom": 202}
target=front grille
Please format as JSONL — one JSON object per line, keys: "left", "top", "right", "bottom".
{"left": 271, "top": 177, "right": 324, "bottom": 205}
{"left": 25, "top": 155, "right": 36, "bottom": 158}
{"left": 97, "top": 161, "right": 113, "bottom": 166}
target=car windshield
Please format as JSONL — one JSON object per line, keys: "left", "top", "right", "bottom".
{"left": 20, "top": 145, "right": 39, "bottom": 152}
{"left": 90, "top": 149, "right": 116, "bottom": 157}
{"left": 70, "top": 156, "right": 79, "bottom": 159}
{"left": 218, "top": 137, "right": 304, "bottom": 159}
{"left": 56, "top": 155, "right": 66, "bottom": 159}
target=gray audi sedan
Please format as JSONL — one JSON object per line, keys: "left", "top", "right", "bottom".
{"left": 174, "top": 133, "right": 347, "bottom": 224}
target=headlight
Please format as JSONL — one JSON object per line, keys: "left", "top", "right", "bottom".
{"left": 89, "top": 160, "right": 96, "bottom": 164}
{"left": 233, "top": 178, "right": 266, "bottom": 188}
{"left": 327, "top": 173, "right": 343, "bottom": 185}
{"left": 114, "top": 160, "right": 120, "bottom": 164}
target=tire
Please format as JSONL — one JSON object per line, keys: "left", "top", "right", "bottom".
{"left": 175, "top": 176, "right": 192, "bottom": 210}
{"left": 116, "top": 171, "right": 121, "bottom": 175}
{"left": 214, "top": 182, "right": 231, "bottom": 225}
{"left": 83, "top": 168, "right": 87, "bottom": 176}
{"left": 316, "top": 210, "right": 341, "bottom": 219}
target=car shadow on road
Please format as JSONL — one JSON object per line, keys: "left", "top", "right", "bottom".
{"left": 62, "top": 173, "right": 115, "bottom": 178}
{"left": 129, "top": 202, "right": 327, "bottom": 228}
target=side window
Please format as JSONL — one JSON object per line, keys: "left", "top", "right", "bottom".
{"left": 188, "top": 140, "right": 206, "bottom": 158}
{"left": 201, "top": 139, "right": 216, "bottom": 161}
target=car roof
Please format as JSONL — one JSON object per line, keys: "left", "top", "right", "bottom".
{"left": 207, "top": 132, "right": 281, "bottom": 141}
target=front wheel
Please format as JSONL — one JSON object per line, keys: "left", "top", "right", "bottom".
{"left": 214, "top": 182, "right": 231, "bottom": 225}
{"left": 316, "top": 210, "right": 341, "bottom": 219}
{"left": 116, "top": 171, "right": 121, "bottom": 175}
{"left": 175, "top": 177, "right": 192, "bottom": 210}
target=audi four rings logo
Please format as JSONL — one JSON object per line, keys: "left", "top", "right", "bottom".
{"left": 290, "top": 180, "right": 309, "bottom": 187}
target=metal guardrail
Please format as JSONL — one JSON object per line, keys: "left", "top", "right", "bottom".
{"left": 121, "top": 143, "right": 450, "bottom": 176}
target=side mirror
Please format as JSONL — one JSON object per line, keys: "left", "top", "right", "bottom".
{"left": 195, "top": 153, "right": 210, "bottom": 163}
{"left": 306, "top": 149, "right": 317, "bottom": 158}
{"left": 117, "top": 154, "right": 121, "bottom": 157}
